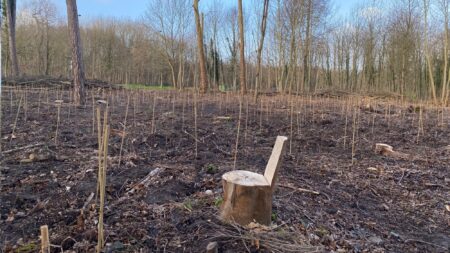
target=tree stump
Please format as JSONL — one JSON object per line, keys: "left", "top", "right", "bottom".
{"left": 220, "top": 136, "right": 287, "bottom": 226}
{"left": 375, "top": 143, "right": 409, "bottom": 159}
{"left": 375, "top": 143, "right": 394, "bottom": 156}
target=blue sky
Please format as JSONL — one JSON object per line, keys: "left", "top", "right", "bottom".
{"left": 31, "top": 0, "right": 360, "bottom": 20}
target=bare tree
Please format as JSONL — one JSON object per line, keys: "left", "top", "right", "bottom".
{"left": 193, "top": 0, "right": 208, "bottom": 93}
{"left": 28, "top": 0, "right": 57, "bottom": 76}
{"left": 423, "top": 0, "right": 437, "bottom": 104}
{"left": 438, "top": 0, "right": 450, "bottom": 104}
{"left": 225, "top": 7, "right": 238, "bottom": 91}
{"left": 238, "top": 0, "right": 246, "bottom": 94}
{"left": 254, "top": 0, "right": 269, "bottom": 99}
{"left": 145, "top": 0, "right": 191, "bottom": 89}
{"left": 66, "top": 0, "right": 86, "bottom": 105}
{"left": 6, "top": 0, "right": 19, "bottom": 76}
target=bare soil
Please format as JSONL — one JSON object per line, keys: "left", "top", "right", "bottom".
{"left": 0, "top": 86, "right": 449, "bottom": 252}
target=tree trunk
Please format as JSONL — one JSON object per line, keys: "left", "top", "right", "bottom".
{"left": 193, "top": 0, "right": 208, "bottom": 94}
{"left": 66, "top": 0, "right": 86, "bottom": 105}
{"left": 423, "top": 0, "right": 437, "bottom": 104}
{"left": 442, "top": 0, "right": 449, "bottom": 104}
{"left": 238, "top": 0, "right": 246, "bottom": 95}
{"left": 6, "top": 0, "right": 19, "bottom": 76}
{"left": 304, "top": 0, "right": 312, "bottom": 91}
{"left": 254, "top": 0, "right": 269, "bottom": 100}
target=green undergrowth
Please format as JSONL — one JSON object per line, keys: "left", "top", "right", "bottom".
{"left": 120, "top": 83, "right": 173, "bottom": 90}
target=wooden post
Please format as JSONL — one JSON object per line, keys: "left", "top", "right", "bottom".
{"left": 40, "top": 225, "right": 50, "bottom": 253}
{"left": 220, "top": 136, "right": 287, "bottom": 225}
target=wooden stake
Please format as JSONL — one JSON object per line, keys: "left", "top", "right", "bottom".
{"left": 40, "top": 225, "right": 50, "bottom": 253}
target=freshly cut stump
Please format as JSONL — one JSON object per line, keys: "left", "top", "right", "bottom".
{"left": 221, "top": 171, "right": 272, "bottom": 225}
{"left": 220, "top": 136, "right": 287, "bottom": 226}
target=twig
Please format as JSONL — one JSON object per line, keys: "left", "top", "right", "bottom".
{"left": 82, "top": 192, "right": 95, "bottom": 211}
{"left": 1, "top": 142, "right": 45, "bottom": 154}
{"left": 279, "top": 184, "right": 320, "bottom": 195}
{"left": 404, "top": 239, "right": 448, "bottom": 250}
{"left": 183, "top": 129, "right": 204, "bottom": 144}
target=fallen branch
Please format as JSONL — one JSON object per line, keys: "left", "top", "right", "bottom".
{"left": 127, "top": 167, "right": 164, "bottom": 194}
{"left": 2, "top": 142, "right": 45, "bottom": 155}
{"left": 82, "top": 192, "right": 95, "bottom": 211}
{"left": 183, "top": 130, "right": 204, "bottom": 144}
{"left": 404, "top": 239, "right": 448, "bottom": 250}
{"left": 279, "top": 184, "right": 320, "bottom": 195}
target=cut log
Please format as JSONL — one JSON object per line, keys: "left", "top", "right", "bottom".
{"left": 220, "top": 136, "right": 287, "bottom": 226}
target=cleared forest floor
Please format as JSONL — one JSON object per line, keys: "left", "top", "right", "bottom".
{"left": 0, "top": 86, "right": 449, "bottom": 252}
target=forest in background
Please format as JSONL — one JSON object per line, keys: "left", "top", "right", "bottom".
{"left": 2, "top": 0, "right": 450, "bottom": 103}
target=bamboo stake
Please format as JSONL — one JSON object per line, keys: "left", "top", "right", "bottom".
{"left": 40, "top": 225, "right": 50, "bottom": 253}
{"left": 11, "top": 94, "right": 23, "bottom": 142}
{"left": 233, "top": 96, "right": 243, "bottom": 170}
{"left": 118, "top": 96, "right": 130, "bottom": 165}
{"left": 97, "top": 107, "right": 109, "bottom": 253}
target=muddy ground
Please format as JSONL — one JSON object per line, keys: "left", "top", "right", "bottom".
{"left": 0, "top": 86, "right": 449, "bottom": 252}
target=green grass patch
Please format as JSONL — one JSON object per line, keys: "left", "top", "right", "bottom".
{"left": 120, "top": 83, "right": 173, "bottom": 90}
{"left": 15, "top": 242, "right": 38, "bottom": 253}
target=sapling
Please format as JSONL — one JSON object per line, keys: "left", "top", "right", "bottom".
{"left": 343, "top": 101, "right": 349, "bottom": 149}
{"left": 416, "top": 105, "right": 424, "bottom": 143}
{"left": 67, "top": 97, "right": 71, "bottom": 120}
{"left": 92, "top": 92, "right": 96, "bottom": 134}
{"left": 351, "top": 105, "right": 357, "bottom": 164}
{"left": 219, "top": 93, "right": 223, "bottom": 114}
{"left": 193, "top": 89, "right": 198, "bottom": 158}
{"left": 225, "top": 91, "right": 229, "bottom": 115}
{"left": 244, "top": 98, "right": 249, "bottom": 143}
{"left": 151, "top": 94, "right": 157, "bottom": 134}
{"left": 10, "top": 89, "right": 13, "bottom": 110}
{"left": 181, "top": 93, "right": 186, "bottom": 130}
{"left": 289, "top": 96, "right": 294, "bottom": 154}
{"left": 259, "top": 98, "right": 263, "bottom": 130}
{"left": 40, "top": 225, "right": 50, "bottom": 253}
{"left": 11, "top": 94, "right": 23, "bottom": 142}
{"left": 233, "top": 95, "right": 243, "bottom": 170}
{"left": 297, "top": 98, "right": 301, "bottom": 135}
{"left": 371, "top": 114, "right": 376, "bottom": 139}
{"left": 133, "top": 95, "right": 136, "bottom": 127}
{"left": 118, "top": 96, "right": 130, "bottom": 165}
{"left": 96, "top": 106, "right": 109, "bottom": 253}
{"left": 55, "top": 100, "right": 63, "bottom": 145}
{"left": 23, "top": 91, "right": 28, "bottom": 122}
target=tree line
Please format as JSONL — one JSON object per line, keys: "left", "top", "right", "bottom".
{"left": 2, "top": 0, "right": 450, "bottom": 103}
